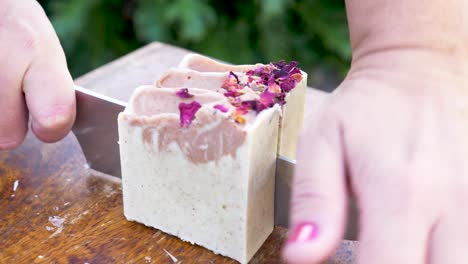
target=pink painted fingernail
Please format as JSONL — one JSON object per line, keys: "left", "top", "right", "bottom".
{"left": 288, "top": 222, "right": 319, "bottom": 243}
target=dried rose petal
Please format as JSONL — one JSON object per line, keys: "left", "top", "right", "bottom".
{"left": 175, "top": 88, "right": 194, "bottom": 98}
{"left": 221, "top": 78, "right": 238, "bottom": 91}
{"left": 289, "top": 67, "right": 301, "bottom": 76}
{"left": 268, "top": 82, "right": 281, "bottom": 93}
{"left": 241, "top": 100, "right": 256, "bottom": 109}
{"left": 284, "top": 61, "right": 298, "bottom": 72}
{"left": 224, "top": 90, "right": 243, "bottom": 98}
{"left": 280, "top": 78, "right": 296, "bottom": 92}
{"left": 273, "top": 60, "right": 287, "bottom": 68}
{"left": 179, "top": 101, "right": 202, "bottom": 128}
{"left": 272, "top": 61, "right": 300, "bottom": 78}
{"left": 214, "top": 104, "right": 229, "bottom": 113}
{"left": 249, "top": 66, "right": 273, "bottom": 81}
{"left": 221, "top": 71, "right": 242, "bottom": 92}
{"left": 259, "top": 91, "right": 276, "bottom": 108}
{"left": 273, "top": 60, "right": 297, "bottom": 73}
{"left": 229, "top": 96, "right": 241, "bottom": 105}
{"left": 236, "top": 103, "right": 251, "bottom": 115}
{"left": 273, "top": 69, "right": 288, "bottom": 79}
{"left": 229, "top": 71, "right": 240, "bottom": 83}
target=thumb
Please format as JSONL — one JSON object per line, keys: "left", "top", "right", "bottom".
{"left": 283, "top": 109, "right": 348, "bottom": 264}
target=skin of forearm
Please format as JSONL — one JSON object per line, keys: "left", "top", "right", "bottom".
{"left": 345, "top": 0, "right": 468, "bottom": 79}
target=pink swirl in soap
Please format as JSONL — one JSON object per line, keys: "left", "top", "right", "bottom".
{"left": 128, "top": 112, "right": 246, "bottom": 164}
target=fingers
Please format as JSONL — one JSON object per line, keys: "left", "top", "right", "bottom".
{"left": 0, "top": 2, "right": 35, "bottom": 150}
{"left": 0, "top": 0, "right": 76, "bottom": 147}
{"left": 357, "top": 200, "right": 430, "bottom": 264}
{"left": 16, "top": 0, "right": 76, "bottom": 143}
{"left": 429, "top": 211, "right": 468, "bottom": 264}
{"left": 0, "top": 75, "right": 28, "bottom": 150}
{"left": 283, "top": 107, "right": 348, "bottom": 264}
{"left": 23, "top": 58, "right": 75, "bottom": 143}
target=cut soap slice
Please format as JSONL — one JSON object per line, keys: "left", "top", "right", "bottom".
{"left": 175, "top": 54, "right": 308, "bottom": 159}
{"left": 118, "top": 86, "right": 280, "bottom": 263}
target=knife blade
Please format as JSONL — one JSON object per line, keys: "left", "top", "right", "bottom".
{"left": 274, "top": 156, "right": 359, "bottom": 240}
{"left": 274, "top": 155, "right": 295, "bottom": 228}
{"left": 73, "top": 85, "right": 127, "bottom": 177}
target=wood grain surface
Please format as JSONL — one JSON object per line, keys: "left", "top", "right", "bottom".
{"left": 0, "top": 42, "right": 357, "bottom": 263}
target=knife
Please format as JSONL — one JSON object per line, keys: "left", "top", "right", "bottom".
{"left": 73, "top": 85, "right": 127, "bottom": 178}
{"left": 72, "top": 85, "right": 358, "bottom": 238}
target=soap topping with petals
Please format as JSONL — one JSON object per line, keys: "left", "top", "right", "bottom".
{"left": 176, "top": 61, "right": 302, "bottom": 127}
{"left": 222, "top": 61, "right": 303, "bottom": 122}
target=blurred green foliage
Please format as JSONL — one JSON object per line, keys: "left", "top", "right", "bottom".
{"left": 38, "top": 0, "right": 350, "bottom": 88}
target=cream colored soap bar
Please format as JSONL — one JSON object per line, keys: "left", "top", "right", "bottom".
{"left": 118, "top": 86, "right": 279, "bottom": 263}
{"left": 175, "top": 54, "right": 307, "bottom": 159}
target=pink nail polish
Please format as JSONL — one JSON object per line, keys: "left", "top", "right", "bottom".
{"left": 288, "top": 222, "right": 319, "bottom": 243}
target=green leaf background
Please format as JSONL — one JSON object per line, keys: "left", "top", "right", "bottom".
{"left": 38, "top": 0, "right": 350, "bottom": 90}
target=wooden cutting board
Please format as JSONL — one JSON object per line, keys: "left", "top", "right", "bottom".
{"left": 0, "top": 42, "right": 357, "bottom": 263}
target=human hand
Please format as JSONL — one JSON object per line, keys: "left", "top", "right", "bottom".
{"left": 0, "top": 0, "right": 75, "bottom": 150}
{"left": 283, "top": 49, "right": 468, "bottom": 264}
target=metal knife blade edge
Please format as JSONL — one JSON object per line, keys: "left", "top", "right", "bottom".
{"left": 74, "top": 85, "right": 128, "bottom": 107}
{"left": 72, "top": 85, "right": 127, "bottom": 177}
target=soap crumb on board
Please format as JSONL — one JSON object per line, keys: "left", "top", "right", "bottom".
{"left": 49, "top": 216, "right": 65, "bottom": 227}
{"left": 145, "top": 256, "right": 152, "bottom": 263}
{"left": 37, "top": 255, "right": 44, "bottom": 259}
{"left": 47, "top": 215, "right": 66, "bottom": 238}
{"left": 13, "top": 180, "right": 19, "bottom": 192}
{"left": 163, "top": 249, "right": 178, "bottom": 263}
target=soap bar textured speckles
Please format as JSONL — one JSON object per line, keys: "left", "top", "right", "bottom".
{"left": 118, "top": 86, "right": 280, "bottom": 263}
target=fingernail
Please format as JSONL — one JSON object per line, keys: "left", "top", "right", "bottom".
{"left": 36, "top": 114, "right": 69, "bottom": 131}
{"left": 36, "top": 105, "right": 72, "bottom": 129}
{"left": 42, "top": 115, "right": 68, "bottom": 128}
{"left": 288, "top": 222, "right": 319, "bottom": 243}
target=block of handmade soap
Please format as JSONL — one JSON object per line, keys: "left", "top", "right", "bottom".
{"left": 173, "top": 54, "right": 307, "bottom": 159}
{"left": 118, "top": 86, "right": 280, "bottom": 263}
